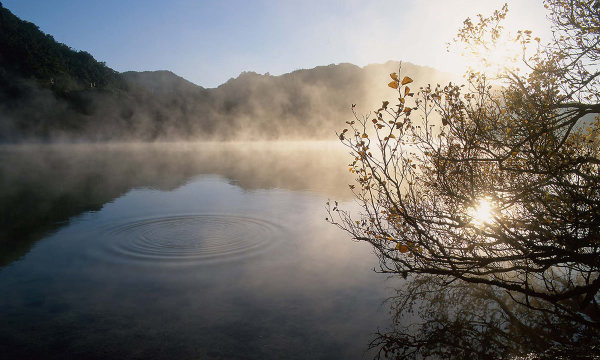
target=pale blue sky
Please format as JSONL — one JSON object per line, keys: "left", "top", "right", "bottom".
{"left": 3, "top": 0, "right": 551, "bottom": 88}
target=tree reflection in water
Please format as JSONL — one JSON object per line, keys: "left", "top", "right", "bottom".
{"left": 372, "top": 275, "right": 600, "bottom": 360}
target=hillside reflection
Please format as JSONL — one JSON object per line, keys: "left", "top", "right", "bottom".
{"left": 0, "top": 142, "right": 353, "bottom": 268}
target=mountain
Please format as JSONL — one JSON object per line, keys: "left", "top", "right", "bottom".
{"left": 122, "top": 70, "right": 205, "bottom": 95}
{"left": 0, "top": 3, "right": 456, "bottom": 142}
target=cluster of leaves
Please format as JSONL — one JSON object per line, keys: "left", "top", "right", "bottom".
{"left": 327, "top": 0, "right": 600, "bottom": 352}
{"left": 544, "top": 0, "right": 600, "bottom": 105}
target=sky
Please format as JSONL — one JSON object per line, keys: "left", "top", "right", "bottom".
{"left": 3, "top": 0, "right": 552, "bottom": 88}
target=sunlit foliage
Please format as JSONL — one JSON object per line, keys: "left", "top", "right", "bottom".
{"left": 328, "top": 1, "right": 600, "bottom": 353}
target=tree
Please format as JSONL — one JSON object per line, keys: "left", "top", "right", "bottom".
{"left": 327, "top": 0, "right": 600, "bottom": 348}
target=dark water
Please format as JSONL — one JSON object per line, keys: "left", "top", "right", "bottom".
{"left": 0, "top": 142, "right": 394, "bottom": 360}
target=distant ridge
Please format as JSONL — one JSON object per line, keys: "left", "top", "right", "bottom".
{"left": 122, "top": 71, "right": 205, "bottom": 94}
{"left": 0, "top": 3, "right": 455, "bottom": 142}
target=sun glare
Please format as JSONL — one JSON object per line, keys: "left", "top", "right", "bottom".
{"left": 459, "top": 26, "right": 527, "bottom": 78}
{"left": 470, "top": 198, "right": 495, "bottom": 227}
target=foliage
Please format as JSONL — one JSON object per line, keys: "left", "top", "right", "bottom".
{"left": 0, "top": 3, "right": 125, "bottom": 91}
{"left": 328, "top": 0, "right": 600, "bottom": 354}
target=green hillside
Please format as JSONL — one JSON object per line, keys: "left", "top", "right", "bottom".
{"left": 0, "top": 2, "right": 124, "bottom": 92}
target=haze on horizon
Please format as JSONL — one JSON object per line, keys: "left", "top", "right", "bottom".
{"left": 2, "top": 0, "right": 551, "bottom": 88}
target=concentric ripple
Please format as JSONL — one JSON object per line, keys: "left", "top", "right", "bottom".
{"left": 91, "top": 214, "right": 283, "bottom": 265}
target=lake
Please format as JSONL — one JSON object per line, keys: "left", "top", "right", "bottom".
{"left": 0, "top": 142, "right": 396, "bottom": 360}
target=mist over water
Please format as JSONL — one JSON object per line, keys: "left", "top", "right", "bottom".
{"left": 0, "top": 58, "right": 457, "bottom": 142}
{"left": 0, "top": 141, "right": 396, "bottom": 359}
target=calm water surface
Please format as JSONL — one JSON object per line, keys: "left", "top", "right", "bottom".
{"left": 0, "top": 142, "right": 395, "bottom": 359}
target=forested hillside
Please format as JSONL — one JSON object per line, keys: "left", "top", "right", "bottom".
{"left": 0, "top": 3, "right": 455, "bottom": 142}
{"left": 0, "top": 3, "right": 124, "bottom": 92}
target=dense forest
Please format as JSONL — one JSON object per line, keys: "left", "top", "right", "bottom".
{"left": 0, "top": 3, "right": 454, "bottom": 142}
{"left": 0, "top": 3, "right": 124, "bottom": 91}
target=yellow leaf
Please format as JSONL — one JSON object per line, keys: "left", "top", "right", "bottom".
{"left": 388, "top": 81, "right": 399, "bottom": 89}
{"left": 388, "top": 134, "right": 396, "bottom": 139}
{"left": 362, "top": 133, "right": 368, "bottom": 138}
{"left": 404, "top": 86, "right": 410, "bottom": 96}
{"left": 401, "top": 76, "right": 413, "bottom": 85}
{"left": 395, "top": 244, "right": 409, "bottom": 253}
{"left": 390, "top": 72, "right": 399, "bottom": 81}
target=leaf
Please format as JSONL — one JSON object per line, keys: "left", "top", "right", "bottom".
{"left": 362, "top": 133, "right": 368, "bottom": 138}
{"left": 382, "top": 101, "right": 389, "bottom": 109}
{"left": 401, "top": 76, "right": 413, "bottom": 85}
{"left": 390, "top": 72, "right": 399, "bottom": 81}
{"left": 395, "top": 243, "right": 409, "bottom": 253}
{"left": 404, "top": 87, "right": 410, "bottom": 96}
{"left": 388, "top": 81, "right": 399, "bottom": 89}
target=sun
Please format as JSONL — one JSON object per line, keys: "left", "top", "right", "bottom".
{"left": 456, "top": 20, "right": 527, "bottom": 78}
{"left": 470, "top": 198, "right": 495, "bottom": 227}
